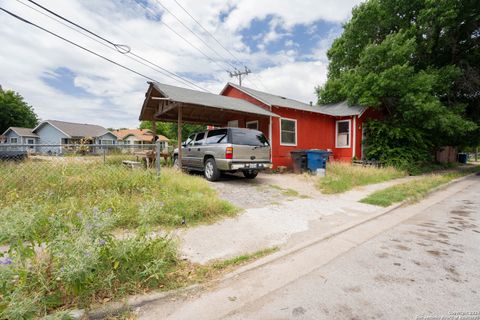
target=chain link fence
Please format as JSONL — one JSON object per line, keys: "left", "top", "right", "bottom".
{"left": 0, "top": 142, "right": 174, "bottom": 175}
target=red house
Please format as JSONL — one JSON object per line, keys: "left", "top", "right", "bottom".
{"left": 220, "top": 83, "right": 375, "bottom": 167}
{"left": 139, "top": 81, "right": 378, "bottom": 169}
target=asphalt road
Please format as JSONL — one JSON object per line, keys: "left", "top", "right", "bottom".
{"left": 224, "top": 177, "right": 480, "bottom": 320}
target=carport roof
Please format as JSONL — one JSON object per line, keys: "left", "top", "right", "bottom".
{"left": 139, "top": 82, "right": 278, "bottom": 125}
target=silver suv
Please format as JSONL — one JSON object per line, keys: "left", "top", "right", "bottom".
{"left": 173, "top": 128, "right": 272, "bottom": 181}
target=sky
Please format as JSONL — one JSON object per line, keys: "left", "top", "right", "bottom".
{"left": 0, "top": 0, "right": 363, "bottom": 128}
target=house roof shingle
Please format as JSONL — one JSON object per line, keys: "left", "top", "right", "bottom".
{"left": 223, "top": 82, "right": 366, "bottom": 116}
{"left": 35, "top": 120, "right": 112, "bottom": 138}
{"left": 113, "top": 129, "right": 169, "bottom": 142}
{"left": 4, "top": 127, "right": 39, "bottom": 137}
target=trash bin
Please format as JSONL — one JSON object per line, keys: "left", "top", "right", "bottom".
{"left": 458, "top": 153, "right": 468, "bottom": 164}
{"left": 307, "top": 150, "right": 331, "bottom": 172}
{"left": 290, "top": 150, "right": 307, "bottom": 174}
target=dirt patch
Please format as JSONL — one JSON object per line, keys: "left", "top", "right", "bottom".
{"left": 426, "top": 250, "right": 443, "bottom": 257}
{"left": 342, "top": 286, "right": 362, "bottom": 293}
{"left": 395, "top": 244, "right": 411, "bottom": 251}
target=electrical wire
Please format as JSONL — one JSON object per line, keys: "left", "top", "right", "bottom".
{"left": 152, "top": 0, "right": 237, "bottom": 71}
{"left": 26, "top": 0, "right": 131, "bottom": 54}
{"left": 0, "top": 7, "right": 160, "bottom": 82}
{"left": 22, "top": 0, "right": 210, "bottom": 92}
{"left": 133, "top": 0, "right": 231, "bottom": 74}
{"left": 171, "top": 0, "right": 268, "bottom": 90}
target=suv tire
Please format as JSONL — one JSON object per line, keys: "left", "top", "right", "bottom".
{"left": 204, "top": 158, "right": 220, "bottom": 181}
{"left": 243, "top": 170, "right": 258, "bottom": 179}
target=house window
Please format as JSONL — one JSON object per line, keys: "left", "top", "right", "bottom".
{"left": 336, "top": 120, "right": 351, "bottom": 148}
{"left": 101, "top": 139, "right": 114, "bottom": 145}
{"left": 27, "top": 139, "right": 35, "bottom": 144}
{"left": 246, "top": 121, "right": 259, "bottom": 130}
{"left": 280, "top": 118, "right": 297, "bottom": 146}
{"left": 10, "top": 137, "right": 18, "bottom": 144}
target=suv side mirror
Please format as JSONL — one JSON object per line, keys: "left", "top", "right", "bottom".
{"left": 181, "top": 142, "right": 187, "bottom": 147}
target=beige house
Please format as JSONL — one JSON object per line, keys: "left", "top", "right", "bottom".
{"left": 112, "top": 129, "right": 169, "bottom": 151}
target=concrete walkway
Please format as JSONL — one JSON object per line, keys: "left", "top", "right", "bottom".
{"left": 180, "top": 174, "right": 419, "bottom": 263}
{"left": 137, "top": 175, "right": 480, "bottom": 320}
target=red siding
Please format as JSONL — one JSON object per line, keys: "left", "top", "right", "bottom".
{"left": 221, "top": 85, "right": 371, "bottom": 169}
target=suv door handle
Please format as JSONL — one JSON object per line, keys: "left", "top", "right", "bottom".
{"left": 197, "top": 148, "right": 200, "bottom": 151}
{"left": 188, "top": 148, "right": 191, "bottom": 151}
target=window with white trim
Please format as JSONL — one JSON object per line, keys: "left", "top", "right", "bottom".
{"left": 10, "top": 137, "right": 18, "bottom": 144}
{"left": 246, "top": 120, "right": 259, "bottom": 130}
{"left": 336, "top": 120, "right": 350, "bottom": 148}
{"left": 101, "top": 139, "right": 114, "bottom": 145}
{"left": 280, "top": 118, "right": 297, "bottom": 146}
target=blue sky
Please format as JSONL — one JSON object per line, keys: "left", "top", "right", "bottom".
{"left": 0, "top": 0, "right": 362, "bottom": 128}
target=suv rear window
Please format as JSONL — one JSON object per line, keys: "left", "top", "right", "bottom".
{"left": 205, "top": 129, "right": 228, "bottom": 144}
{"left": 231, "top": 129, "right": 269, "bottom": 147}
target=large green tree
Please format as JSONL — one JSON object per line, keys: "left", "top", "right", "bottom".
{"left": 317, "top": 0, "right": 479, "bottom": 168}
{"left": 0, "top": 87, "right": 39, "bottom": 133}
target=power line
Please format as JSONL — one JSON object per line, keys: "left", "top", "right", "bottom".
{"left": 172, "top": 0, "right": 242, "bottom": 63}
{"left": 26, "top": 0, "right": 131, "bottom": 54}
{"left": 133, "top": 0, "right": 230, "bottom": 74}
{"left": 0, "top": 7, "right": 160, "bottom": 82}
{"left": 23, "top": 0, "right": 210, "bottom": 92}
{"left": 14, "top": 0, "right": 206, "bottom": 92}
{"left": 152, "top": 0, "right": 237, "bottom": 71}
{"left": 170, "top": 0, "right": 267, "bottom": 90}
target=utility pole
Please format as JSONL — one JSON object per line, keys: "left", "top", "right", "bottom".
{"left": 229, "top": 66, "right": 251, "bottom": 86}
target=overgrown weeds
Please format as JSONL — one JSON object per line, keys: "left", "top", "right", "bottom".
{"left": 0, "top": 159, "right": 237, "bottom": 318}
{"left": 360, "top": 166, "right": 480, "bottom": 207}
{"left": 316, "top": 162, "right": 406, "bottom": 194}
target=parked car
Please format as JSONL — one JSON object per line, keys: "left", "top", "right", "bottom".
{"left": 173, "top": 128, "right": 272, "bottom": 181}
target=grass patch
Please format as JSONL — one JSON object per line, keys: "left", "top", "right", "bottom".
{"left": 0, "top": 159, "right": 237, "bottom": 318}
{"left": 316, "top": 162, "right": 406, "bottom": 194}
{"left": 0, "top": 159, "right": 237, "bottom": 244}
{"left": 169, "top": 247, "right": 279, "bottom": 287}
{"left": 360, "top": 166, "right": 480, "bottom": 207}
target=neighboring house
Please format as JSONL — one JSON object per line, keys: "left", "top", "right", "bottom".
{"left": 220, "top": 82, "right": 380, "bottom": 166}
{"left": 112, "top": 129, "right": 169, "bottom": 151}
{"left": 2, "top": 120, "right": 117, "bottom": 155}
{"left": 1, "top": 127, "right": 39, "bottom": 146}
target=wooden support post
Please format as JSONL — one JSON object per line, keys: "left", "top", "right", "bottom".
{"left": 151, "top": 120, "right": 157, "bottom": 143}
{"left": 177, "top": 106, "right": 182, "bottom": 168}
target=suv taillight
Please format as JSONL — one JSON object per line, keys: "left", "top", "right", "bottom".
{"left": 226, "top": 146, "right": 233, "bottom": 159}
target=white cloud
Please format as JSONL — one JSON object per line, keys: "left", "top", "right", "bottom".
{"left": 0, "top": 0, "right": 362, "bottom": 128}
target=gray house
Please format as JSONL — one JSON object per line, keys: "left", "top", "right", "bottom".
{"left": 2, "top": 127, "right": 39, "bottom": 145}
{"left": 2, "top": 120, "right": 117, "bottom": 155}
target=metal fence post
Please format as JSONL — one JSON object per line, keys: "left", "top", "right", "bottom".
{"left": 156, "top": 141, "right": 161, "bottom": 176}
{"left": 103, "top": 147, "right": 106, "bottom": 165}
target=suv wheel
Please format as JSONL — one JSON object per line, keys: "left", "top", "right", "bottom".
{"left": 204, "top": 158, "right": 220, "bottom": 181}
{"left": 243, "top": 170, "right": 258, "bottom": 179}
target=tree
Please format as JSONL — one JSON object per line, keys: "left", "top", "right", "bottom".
{"left": 0, "top": 87, "right": 39, "bottom": 133}
{"left": 139, "top": 121, "right": 206, "bottom": 142}
{"left": 317, "top": 0, "right": 479, "bottom": 168}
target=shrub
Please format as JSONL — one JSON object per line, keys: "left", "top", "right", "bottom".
{"left": 0, "top": 208, "right": 177, "bottom": 319}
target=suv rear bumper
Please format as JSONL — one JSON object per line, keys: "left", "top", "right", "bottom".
{"left": 216, "top": 159, "right": 272, "bottom": 171}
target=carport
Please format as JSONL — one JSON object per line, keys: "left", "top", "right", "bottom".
{"left": 139, "top": 82, "right": 279, "bottom": 167}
